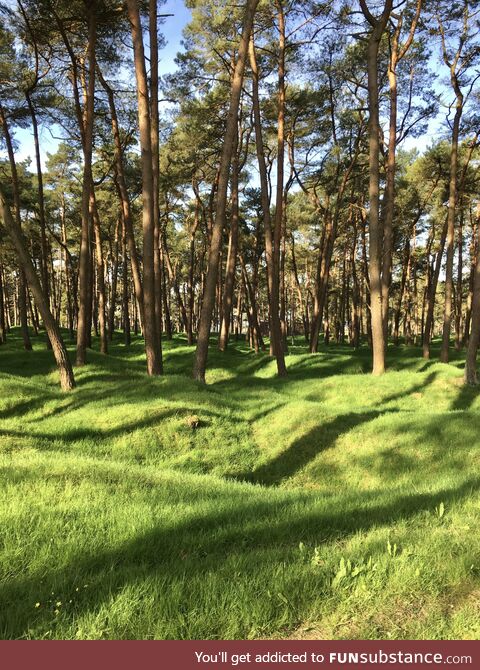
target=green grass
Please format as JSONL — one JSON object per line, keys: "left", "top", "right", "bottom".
{"left": 0, "top": 329, "right": 479, "bottom": 640}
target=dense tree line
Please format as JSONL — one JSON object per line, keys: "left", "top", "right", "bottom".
{"left": 1, "top": 0, "right": 480, "bottom": 390}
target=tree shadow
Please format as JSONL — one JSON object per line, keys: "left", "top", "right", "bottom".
{"left": 0, "top": 407, "right": 189, "bottom": 447}
{"left": 232, "top": 409, "right": 398, "bottom": 486}
{"left": 450, "top": 383, "right": 479, "bottom": 411}
{"left": 0, "top": 464, "right": 478, "bottom": 639}
{"left": 230, "top": 372, "right": 439, "bottom": 487}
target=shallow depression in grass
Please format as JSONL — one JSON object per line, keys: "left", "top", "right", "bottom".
{"left": 0, "top": 331, "right": 479, "bottom": 639}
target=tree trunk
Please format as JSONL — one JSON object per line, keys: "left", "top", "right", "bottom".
{"left": 249, "top": 34, "right": 286, "bottom": 376}
{"left": 0, "top": 254, "right": 6, "bottom": 344}
{"left": 218, "top": 136, "right": 240, "bottom": 351}
{"left": 423, "top": 218, "right": 448, "bottom": 358}
{"left": 108, "top": 216, "right": 121, "bottom": 339}
{"left": 464, "top": 207, "right": 480, "bottom": 383}
{"left": 90, "top": 190, "right": 108, "bottom": 354}
{"left": 193, "top": 0, "right": 259, "bottom": 382}
{"left": 361, "top": 0, "right": 393, "bottom": 374}
{"left": 0, "top": 185, "right": 75, "bottom": 390}
{"left": 122, "top": 217, "right": 131, "bottom": 347}
{"left": 440, "top": 81, "right": 463, "bottom": 362}
{"left": 98, "top": 71, "right": 145, "bottom": 331}
{"left": 0, "top": 102, "right": 32, "bottom": 351}
{"left": 127, "top": 0, "right": 162, "bottom": 375}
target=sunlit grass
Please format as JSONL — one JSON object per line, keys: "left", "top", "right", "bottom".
{"left": 0, "top": 329, "right": 479, "bottom": 639}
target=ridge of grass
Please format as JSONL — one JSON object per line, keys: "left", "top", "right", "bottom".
{"left": 0, "top": 330, "right": 479, "bottom": 639}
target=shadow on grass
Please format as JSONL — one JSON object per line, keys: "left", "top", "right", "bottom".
{"left": 231, "top": 372, "right": 439, "bottom": 486}
{"left": 0, "top": 464, "right": 479, "bottom": 639}
{"left": 233, "top": 409, "right": 396, "bottom": 486}
{"left": 450, "top": 383, "right": 479, "bottom": 411}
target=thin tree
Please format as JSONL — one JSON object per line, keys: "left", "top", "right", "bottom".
{"left": 193, "top": 0, "right": 260, "bottom": 383}
{"left": 359, "top": 0, "right": 393, "bottom": 375}
{"left": 126, "top": 0, "right": 162, "bottom": 375}
{"left": 0, "top": 183, "right": 75, "bottom": 390}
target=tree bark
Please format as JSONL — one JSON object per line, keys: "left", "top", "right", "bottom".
{"left": 193, "top": 0, "right": 259, "bottom": 382}
{"left": 249, "top": 34, "right": 286, "bottom": 376}
{"left": 218, "top": 133, "right": 240, "bottom": 351}
{"left": 360, "top": 0, "right": 393, "bottom": 375}
{"left": 127, "top": 0, "right": 163, "bottom": 375}
{"left": 464, "top": 207, "right": 480, "bottom": 383}
{"left": 0, "top": 185, "right": 75, "bottom": 390}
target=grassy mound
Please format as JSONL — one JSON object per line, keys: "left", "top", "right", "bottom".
{"left": 0, "top": 331, "right": 479, "bottom": 639}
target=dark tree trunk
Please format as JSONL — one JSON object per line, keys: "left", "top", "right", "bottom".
{"left": 127, "top": 0, "right": 163, "bottom": 375}
{"left": 360, "top": 0, "right": 393, "bottom": 374}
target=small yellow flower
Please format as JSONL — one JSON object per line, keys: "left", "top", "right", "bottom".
{"left": 35, "top": 603, "right": 40, "bottom": 608}
{"left": 56, "top": 601, "right": 62, "bottom": 607}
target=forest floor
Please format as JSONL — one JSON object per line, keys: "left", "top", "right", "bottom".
{"left": 0, "top": 330, "right": 479, "bottom": 640}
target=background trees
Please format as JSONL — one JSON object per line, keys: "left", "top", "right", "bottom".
{"left": 2, "top": 0, "right": 480, "bottom": 388}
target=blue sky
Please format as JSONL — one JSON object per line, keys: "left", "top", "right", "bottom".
{"left": 13, "top": 0, "right": 192, "bottom": 166}
{"left": 9, "top": 1, "right": 456, "bottom": 168}
{"left": 159, "top": 0, "right": 192, "bottom": 73}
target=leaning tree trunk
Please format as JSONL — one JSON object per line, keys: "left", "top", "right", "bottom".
{"left": 98, "top": 70, "right": 145, "bottom": 330}
{"left": 193, "top": 0, "right": 260, "bottom": 382}
{"left": 440, "top": 95, "right": 462, "bottom": 363}
{"left": 249, "top": 35, "right": 286, "bottom": 376}
{"left": 218, "top": 134, "right": 240, "bottom": 351}
{"left": 26, "top": 93, "right": 52, "bottom": 350}
{"left": 0, "top": 185, "right": 75, "bottom": 390}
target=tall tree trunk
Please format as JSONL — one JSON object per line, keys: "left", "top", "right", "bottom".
{"left": 162, "top": 230, "right": 189, "bottom": 332}
{"left": 381, "top": 0, "right": 422, "bottom": 340}
{"left": 440, "top": 99, "right": 462, "bottom": 362}
{"left": 0, "top": 102, "right": 32, "bottom": 351}
{"left": 464, "top": 214, "right": 477, "bottom": 344}
{"left": 108, "top": 216, "right": 121, "bottom": 339}
{"left": 193, "top": 0, "right": 259, "bottom": 382}
{"left": 240, "top": 255, "right": 264, "bottom": 351}
{"left": 90, "top": 190, "right": 108, "bottom": 354}
{"left": 150, "top": 0, "right": 163, "bottom": 353}
{"left": 218, "top": 135, "right": 240, "bottom": 351}
{"left": 98, "top": 70, "right": 145, "bottom": 329}
{"left": 122, "top": 218, "right": 131, "bottom": 347}
{"left": 249, "top": 35, "right": 286, "bottom": 376}
{"left": 76, "top": 7, "right": 96, "bottom": 366}
{"left": 455, "top": 209, "right": 464, "bottom": 349}
{"left": 127, "top": 0, "right": 162, "bottom": 375}
{"left": 360, "top": 0, "right": 393, "bottom": 374}
{"left": 423, "top": 218, "right": 448, "bottom": 358}
{"left": 160, "top": 245, "right": 173, "bottom": 340}
{"left": 464, "top": 207, "right": 480, "bottom": 383}
{"left": 26, "top": 93, "right": 52, "bottom": 349}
